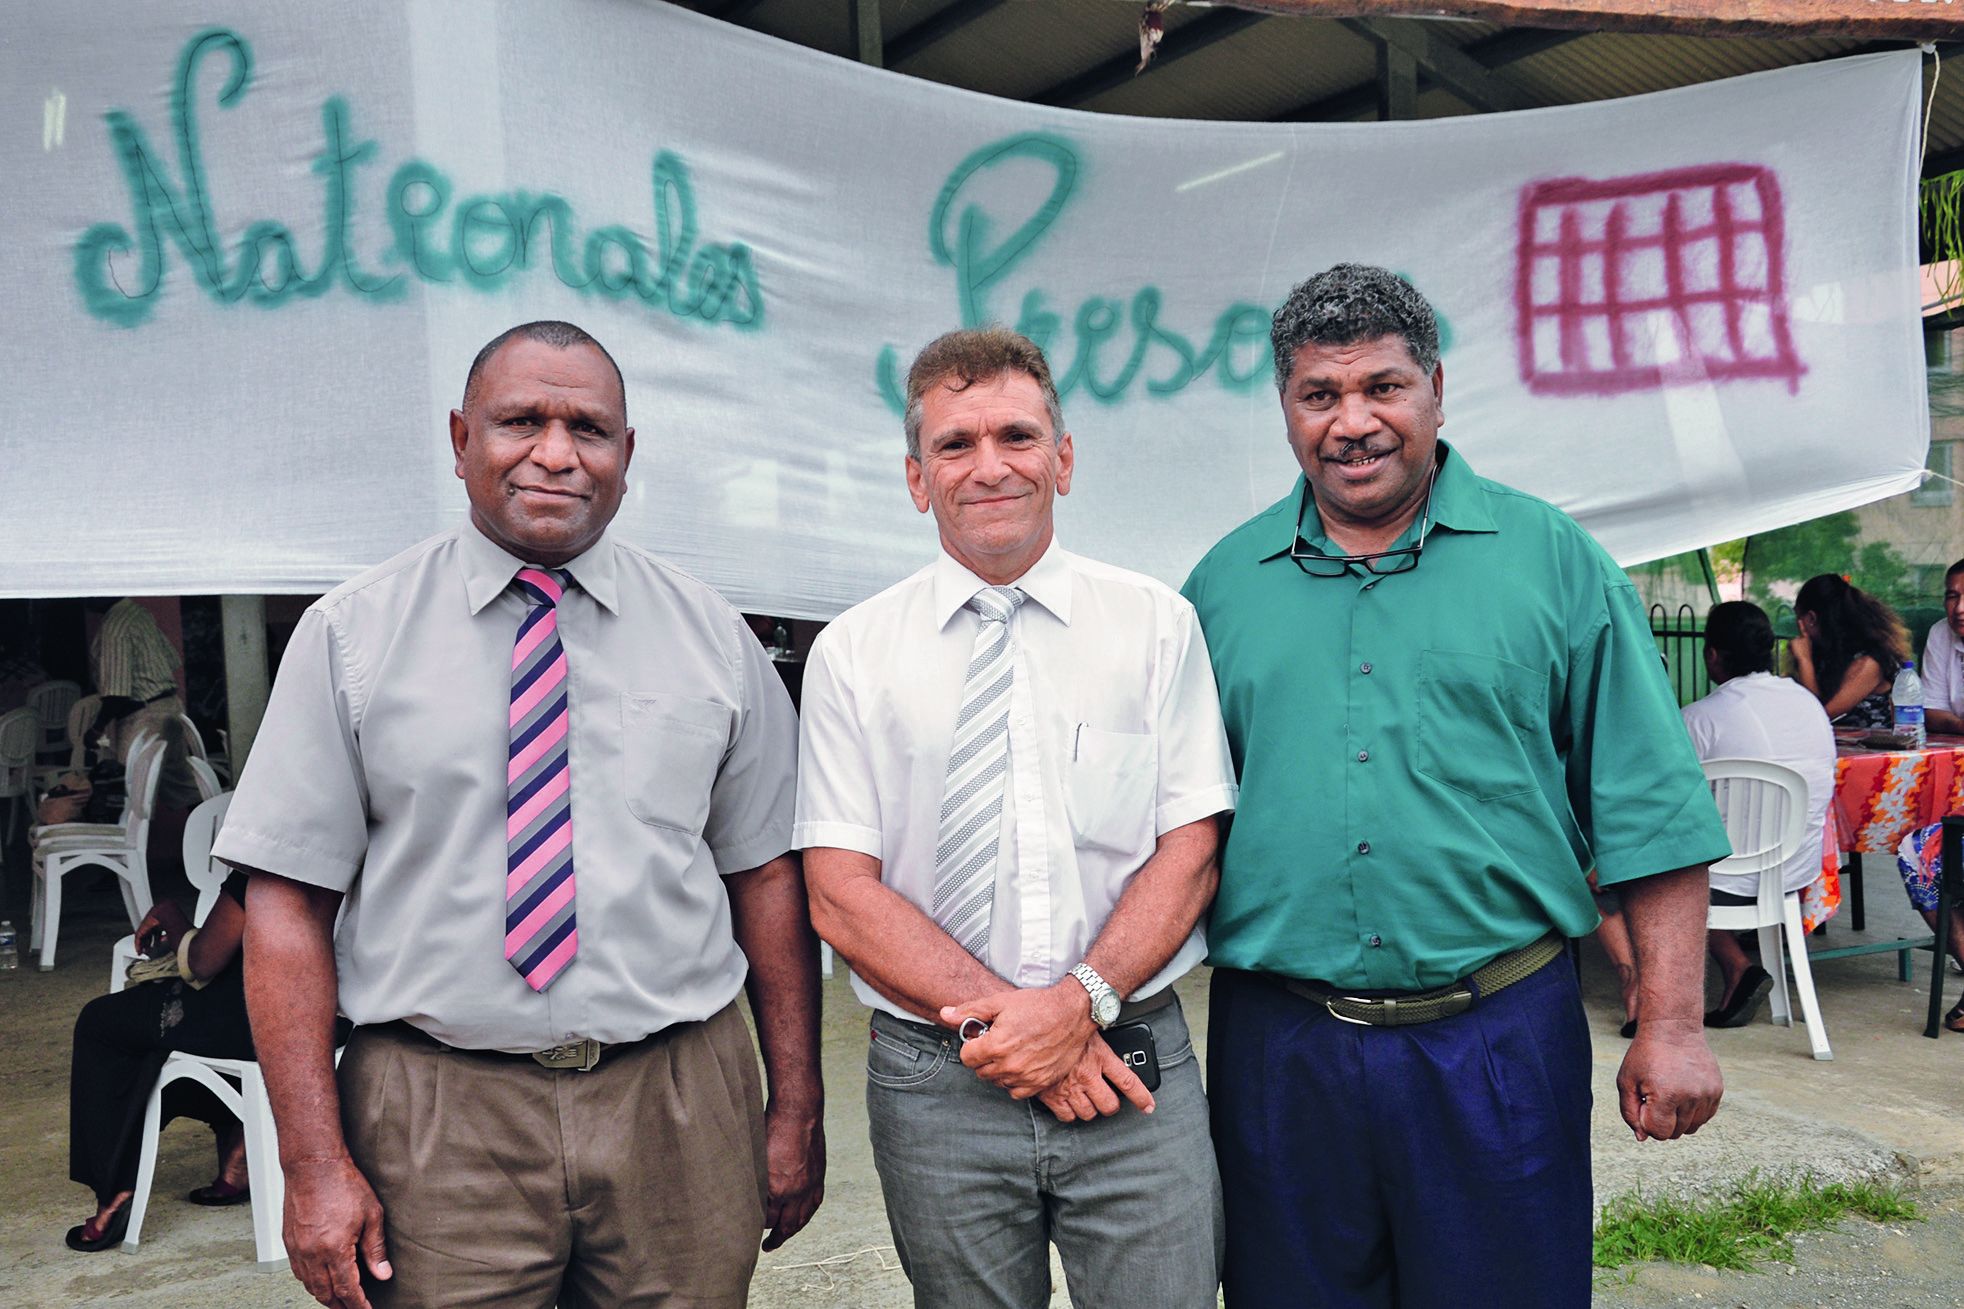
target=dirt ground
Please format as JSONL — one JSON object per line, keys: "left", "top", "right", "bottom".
{"left": 3, "top": 872, "right": 1962, "bottom": 1307}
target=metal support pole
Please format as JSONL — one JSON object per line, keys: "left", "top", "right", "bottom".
{"left": 1928, "top": 815, "right": 1963, "bottom": 1037}
{"left": 850, "top": 0, "right": 883, "bottom": 68}
{"left": 221, "top": 594, "right": 269, "bottom": 777}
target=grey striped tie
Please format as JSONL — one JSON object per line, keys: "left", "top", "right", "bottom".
{"left": 933, "top": 585, "right": 1026, "bottom": 958}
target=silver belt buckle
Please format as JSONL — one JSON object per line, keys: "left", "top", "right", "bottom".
{"left": 1325, "top": 995, "right": 1376, "bottom": 1026}
{"left": 532, "top": 1038, "right": 601, "bottom": 1071}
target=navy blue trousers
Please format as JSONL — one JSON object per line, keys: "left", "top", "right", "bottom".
{"left": 1209, "top": 956, "right": 1593, "bottom": 1309}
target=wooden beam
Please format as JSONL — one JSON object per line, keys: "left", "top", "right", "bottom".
{"left": 1036, "top": 11, "right": 1269, "bottom": 107}
{"left": 1376, "top": 43, "right": 1417, "bottom": 119}
{"left": 1279, "top": 25, "right": 1582, "bottom": 121}
{"left": 887, "top": 0, "right": 1008, "bottom": 66}
{"left": 708, "top": 0, "right": 770, "bottom": 22}
{"left": 849, "top": 0, "right": 883, "bottom": 67}
{"left": 1223, "top": 0, "right": 1964, "bottom": 40}
{"left": 1342, "top": 16, "right": 1536, "bottom": 112}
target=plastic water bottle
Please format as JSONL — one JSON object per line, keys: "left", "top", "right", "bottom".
{"left": 1893, "top": 659, "right": 1927, "bottom": 747}
{"left": 0, "top": 920, "right": 17, "bottom": 972}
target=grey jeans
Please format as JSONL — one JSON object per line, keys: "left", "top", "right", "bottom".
{"left": 865, "top": 995, "right": 1224, "bottom": 1309}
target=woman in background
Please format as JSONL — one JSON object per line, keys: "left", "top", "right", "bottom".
{"left": 63, "top": 878, "right": 252, "bottom": 1251}
{"left": 1788, "top": 573, "right": 1911, "bottom": 731}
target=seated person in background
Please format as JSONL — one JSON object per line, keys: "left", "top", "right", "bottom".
{"left": 1599, "top": 602, "right": 1834, "bottom": 1032}
{"left": 65, "top": 876, "right": 254, "bottom": 1252}
{"left": 1788, "top": 573, "right": 1910, "bottom": 731}
{"left": 85, "top": 596, "right": 202, "bottom": 810}
{"left": 1918, "top": 558, "right": 1964, "bottom": 736}
{"left": 1892, "top": 824, "right": 1964, "bottom": 1032}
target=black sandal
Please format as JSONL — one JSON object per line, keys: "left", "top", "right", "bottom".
{"left": 187, "top": 1178, "right": 250, "bottom": 1206}
{"left": 1945, "top": 998, "right": 1964, "bottom": 1034}
{"left": 64, "top": 1202, "right": 130, "bottom": 1253}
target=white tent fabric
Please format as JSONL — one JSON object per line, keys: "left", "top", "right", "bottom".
{"left": 1, "top": 4, "right": 1927, "bottom": 614}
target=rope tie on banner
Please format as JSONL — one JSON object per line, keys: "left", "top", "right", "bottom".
{"left": 1924, "top": 44, "right": 1942, "bottom": 170}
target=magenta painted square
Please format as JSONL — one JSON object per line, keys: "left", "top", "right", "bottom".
{"left": 1514, "top": 164, "right": 1803, "bottom": 397}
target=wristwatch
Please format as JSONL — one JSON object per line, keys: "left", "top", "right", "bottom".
{"left": 1070, "top": 962, "right": 1122, "bottom": 1029}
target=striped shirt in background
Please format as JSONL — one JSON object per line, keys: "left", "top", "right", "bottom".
{"left": 91, "top": 599, "right": 180, "bottom": 701}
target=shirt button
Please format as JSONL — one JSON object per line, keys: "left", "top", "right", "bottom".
{"left": 1357, "top": 749, "right": 1370, "bottom": 762}
{"left": 1368, "top": 934, "right": 1383, "bottom": 948}
{"left": 1357, "top": 841, "right": 1371, "bottom": 854}
{"left": 1360, "top": 661, "right": 1373, "bottom": 674}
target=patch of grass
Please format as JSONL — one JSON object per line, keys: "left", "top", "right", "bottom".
{"left": 1592, "top": 1175, "right": 1920, "bottom": 1272}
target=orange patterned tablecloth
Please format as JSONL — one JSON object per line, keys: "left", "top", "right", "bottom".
{"left": 1820, "top": 739, "right": 1964, "bottom": 933}
{"left": 1832, "top": 741, "right": 1964, "bottom": 857}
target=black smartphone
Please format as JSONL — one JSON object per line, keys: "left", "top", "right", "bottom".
{"left": 1100, "top": 1021, "right": 1161, "bottom": 1093}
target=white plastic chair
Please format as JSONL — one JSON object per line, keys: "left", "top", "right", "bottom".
{"left": 27, "top": 678, "right": 81, "bottom": 758}
{"left": 33, "top": 694, "right": 103, "bottom": 797}
{"left": 28, "top": 733, "right": 166, "bottom": 970}
{"left": 108, "top": 792, "right": 232, "bottom": 991}
{"left": 1703, "top": 757, "right": 1832, "bottom": 1061}
{"left": 188, "top": 755, "right": 224, "bottom": 803}
{"left": 107, "top": 793, "right": 290, "bottom": 1267}
{"left": 0, "top": 705, "right": 36, "bottom": 842}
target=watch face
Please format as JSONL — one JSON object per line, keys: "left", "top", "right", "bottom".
{"left": 1093, "top": 991, "right": 1121, "bottom": 1024}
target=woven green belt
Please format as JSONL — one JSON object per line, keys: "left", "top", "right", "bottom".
{"left": 1280, "top": 933, "right": 1567, "bottom": 1028}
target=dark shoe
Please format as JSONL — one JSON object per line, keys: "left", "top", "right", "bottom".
{"left": 1945, "top": 998, "right": 1964, "bottom": 1034}
{"left": 187, "top": 1179, "right": 249, "bottom": 1206}
{"left": 1619, "top": 1019, "right": 1638, "bottom": 1039}
{"left": 1705, "top": 965, "right": 1774, "bottom": 1028}
{"left": 64, "top": 1202, "right": 130, "bottom": 1252}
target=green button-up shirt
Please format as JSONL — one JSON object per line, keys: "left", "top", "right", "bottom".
{"left": 1182, "top": 443, "right": 1729, "bottom": 990}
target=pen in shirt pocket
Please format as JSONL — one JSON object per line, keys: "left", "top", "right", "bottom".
{"left": 1073, "top": 723, "right": 1083, "bottom": 760}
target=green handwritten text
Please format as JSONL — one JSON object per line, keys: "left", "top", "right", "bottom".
{"left": 878, "top": 132, "right": 1276, "bottom": 413}
{"left": 75, "top": 29, "right": 761, "bottom": 330}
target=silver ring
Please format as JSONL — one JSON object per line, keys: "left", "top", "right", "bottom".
{"left": 958, "top": 1017, "right": 990, "bottom": 1042}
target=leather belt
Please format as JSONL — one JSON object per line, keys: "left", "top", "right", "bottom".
{"left": 369, "top": 1019, "right": 646, "bottom": 1072}
{"left": 1278, "top": 934, "right": 1566, "bottom": 1028}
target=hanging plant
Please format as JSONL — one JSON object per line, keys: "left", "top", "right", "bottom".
{"left": 1922, "top": 168, "right": 1964, "bottom": 313}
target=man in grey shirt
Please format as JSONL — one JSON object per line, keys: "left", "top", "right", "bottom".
{"left": 217, "top": 321, "right": 824, "bottom": 1308}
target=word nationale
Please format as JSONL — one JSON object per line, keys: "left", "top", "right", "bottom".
{"left": 73, "top": 29, "right": 762, "bottom": 330}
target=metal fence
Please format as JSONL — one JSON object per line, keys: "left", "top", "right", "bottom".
{"left": 1649, "top": 602, "right": 1798, "bottom": 708}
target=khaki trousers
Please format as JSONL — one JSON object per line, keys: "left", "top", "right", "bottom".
{"left": 340, "top": 1002, "right": 769, "bottom": 1308}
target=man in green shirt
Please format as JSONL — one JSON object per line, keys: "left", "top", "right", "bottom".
{"left": 1182, "top": 264, "right": 1729, "bottom": 1309}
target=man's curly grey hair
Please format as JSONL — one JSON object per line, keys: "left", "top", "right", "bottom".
{"left": 1269, "top": 264, "right": 1440, "bottom": 394}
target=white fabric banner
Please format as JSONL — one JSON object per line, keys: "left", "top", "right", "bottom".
{"left": 0, "top": 3, "right": 1927, "bottom": 613}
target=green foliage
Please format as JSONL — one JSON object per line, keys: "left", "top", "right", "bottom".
{"left": 1924, "top": 170, "right": 1964, "bottom": 309}
{"left": 1592, "top": 1175, "right": 1920, "bottom": 1272}
{"left": 1729, "top": 512, "right": 1923, "bottom": 618}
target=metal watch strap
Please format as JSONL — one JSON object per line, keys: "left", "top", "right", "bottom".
{"left": 1070, "top": 962, "right": 1120, "bottom": 1028}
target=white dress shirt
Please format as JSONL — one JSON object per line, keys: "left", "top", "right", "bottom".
{"left": 1921, "top": 619, "right": 1964, "bottom": 719}
{"left": 794, "top": 541, "right": 1238, "bottom": 1023}
{"left": 1680, "top": 672, "right": 1835, "bottom": 896}
{"left": 214, "top": 523, "right": 799, "bottom": 1051}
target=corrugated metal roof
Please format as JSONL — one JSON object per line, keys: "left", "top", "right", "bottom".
{"left": 681, "top": 0, "right": 1964, "bottom": 168}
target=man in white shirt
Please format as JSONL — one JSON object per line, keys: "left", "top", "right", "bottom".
{"left": 796, "top": 327, "right": 1236, "bottom": 1308}
{"left": 1681, "top": 602, "right": 1835, "bottom": 1024}
{"left": 1919, "top": 558, "right": 1964, "bottom": 735}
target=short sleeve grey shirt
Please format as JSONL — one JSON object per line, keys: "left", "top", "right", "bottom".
{"left": 214, "top": 523, "right": 798, "bottom": 1051}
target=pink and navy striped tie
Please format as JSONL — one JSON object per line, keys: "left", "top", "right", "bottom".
{"left": 506, "top": 567, "right": 577, "bottom": 991}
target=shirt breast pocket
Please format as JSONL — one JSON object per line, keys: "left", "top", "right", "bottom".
{"left": 1415, "top": 651, "right": 1547, "bottom": 802}
{"left": 621, "top": 692, "right": 732, "bottom": 835}
{"left": 1066, "top": 727, "right": 1158, "bottom": 856}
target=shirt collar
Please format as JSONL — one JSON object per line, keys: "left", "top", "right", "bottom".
{"left": 931, "top": 538, "right": 1073, "bottom": 630}
{"left": 1258, "top": 439, "right": 1497, "bottom": 563}
{"left": 458, "top": 518, "right": 621, "bottom": 615}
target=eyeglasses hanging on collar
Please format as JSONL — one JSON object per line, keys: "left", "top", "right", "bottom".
{"left": 1288, "top": 465, "right": 1438, "bottom": 578}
